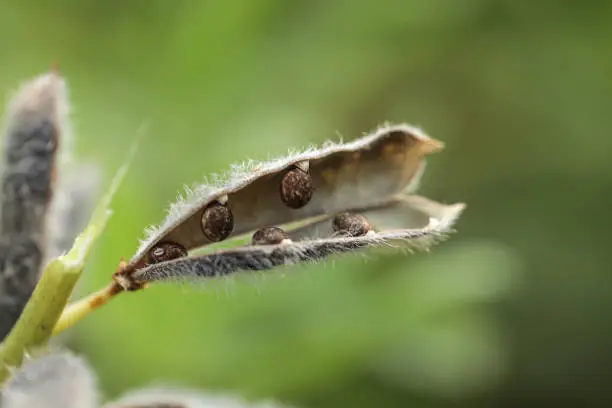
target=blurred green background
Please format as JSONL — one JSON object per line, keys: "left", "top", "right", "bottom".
{"left": 2, "top": 1, "right": 611, "bottom": 407}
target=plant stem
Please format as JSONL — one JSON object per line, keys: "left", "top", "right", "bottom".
{"left": 0, "top": 258, "right": 85, "bottom": 383}
{"left": 52, "top": 282, "right": 125, "bottom": 336}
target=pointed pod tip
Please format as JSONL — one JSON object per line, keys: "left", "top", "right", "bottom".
{"left": 6, "top": 70, "right": 68, "bottom": 123}
{"left": 449, "top": 202, "right": 467, "bottom": 215}
{"left": 441, "top": 202, "right": 467, "bottom": 227}
{"left": 420, "top": 138, "right": 445, "bottom": 155}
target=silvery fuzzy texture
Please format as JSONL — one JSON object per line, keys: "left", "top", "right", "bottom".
{"left": 1, "top": 351, "right": 292, "bottom": 408}
{"left": 1, "top": 351, "right": 99, "bottom": 408}
{"left": 131, "top": 201, "right": 465, "bottom": 286}
{"left": 132, "top": 122, "right": 438, "bottom": 266}
{"left": 104, "top": 386, "right": 294, "bottom": 408}
{"left": 0, "top": 72, "right": 70, "bottom": 339}
{"left": 45, "top": 162, "right": 101, "bottom": 262}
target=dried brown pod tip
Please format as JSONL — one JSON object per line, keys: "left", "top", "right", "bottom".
{"left": 252, "top": 227, "right": 291, "bottom": 245}
{"left": 201, "top": 199, "right": 234, "bottom": 242}
{"left": 147, "top": 242, "right": 188, "bottom": 265}
{"left": 280, "top": 161, "right": 313, "bottom": 209}
{"left": 332, "top": 212, "right": 372, "bottom": 237}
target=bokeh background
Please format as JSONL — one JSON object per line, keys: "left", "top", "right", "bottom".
{"left": 2, "top": 1, "right": 611, "bottom": 407}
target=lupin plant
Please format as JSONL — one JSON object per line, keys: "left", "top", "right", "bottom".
{"left": 0, "top": 70, "right": 465, "bottom": 407}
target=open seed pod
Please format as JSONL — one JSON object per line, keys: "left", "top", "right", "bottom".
{"left": 114, "top": 123, "right": 464, "bottom": 289}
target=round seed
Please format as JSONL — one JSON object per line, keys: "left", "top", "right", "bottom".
{"left": 280, "top": 166, "right": 313, "bottom": 209}
{"left": 332, "top": 212, "right": 372, "bottom": 237}
{"left": 252, "top": 227, "right": 290, "bottom": 245}
{"left": 147, "top": 241, "right": 187, "bottom": 265}
{"left": 201, "top": 201, "right": 234, "bottom": 242}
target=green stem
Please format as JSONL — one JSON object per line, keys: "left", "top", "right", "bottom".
{"left": 0, "top": 258, "right": 84, "bottom": 382}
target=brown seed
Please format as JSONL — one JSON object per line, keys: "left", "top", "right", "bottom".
{"left": 201, "top": 201, "right": 234, "bottom": 242}
{"left": 147, "top": 241, "right": 188, "bottom": 265}
{"left": 252, "top": 227, "right": 290, "bottom": 245}
{"left": 280, "top": 165, "right": 313, "bottom": 209}
{"left": 332, "top": 212, "right": 372, "bottom": 237}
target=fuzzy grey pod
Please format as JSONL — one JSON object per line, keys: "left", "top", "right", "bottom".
{"left": 103, "top": 386, "right": 293, "bottom": 408}
{"left": 0, "top": 72, "right": 69, "bottom": 339}
{"left": 1, "top": 351, "right": 99, "bottom": 408}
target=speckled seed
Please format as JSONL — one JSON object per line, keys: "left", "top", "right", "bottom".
{"left": 201, "top": 201, "right": 234, "bottom": 242}
{"left": 252, "top": 227, "right": 290, "bottom": 245}
{"left": 332, "top": 212, "right": 372, "bottom": 237}
{"left": 280, "top": 166, "right": 314, "bottom": 209}
{"left": 147, "top": 241, "right": 188, "bottom": 265}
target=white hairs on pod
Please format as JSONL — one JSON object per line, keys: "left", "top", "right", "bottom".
{"left": 0, "top": 71, "right": 70, "bottom": 339}
{"left": 130, "top": 202, "right": 465, "bottom": 286}
{"left": 133, "top": 122, "right": 436, "bottom": 263}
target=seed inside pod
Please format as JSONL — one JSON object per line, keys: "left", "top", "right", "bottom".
{"left": 201, "top": 201, "right": 234, "bottom": 242}
{"left": 252, "top": 227, "right": 290, "bottom": 245}
{"left": 280, "top": 164, "right": 314, "bottom": 209}
{"left": 332, "top": 212, "right": 372, "bottom": 237}
{"left": 147, "top": 241, "right": 188, "bottom": 265}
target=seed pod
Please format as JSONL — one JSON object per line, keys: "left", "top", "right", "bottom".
{"left": 125, "top": 124, "right": 444, "bottom": 274}
{"left": 201, "top": 200, "right": 234, "bottom": 242}
{"left": 103, "top": 386, "right": 292, "bottom": 408}
{"left": 125, "top": 198, "right": 465, "bottom": 287}
{"left": 1, "top": 351, "right": 98, "bottom": 408}
{"left": 252, "top": 227, "right": 290, "bottom": 245}
{"left": 332, "top": 212, "right": 372, "bottom": 237}
{"left": 0, "top": 72, "right": 69, "bottom": 340}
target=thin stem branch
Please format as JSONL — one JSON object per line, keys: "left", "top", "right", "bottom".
{"left": 52, "top": 282, "right": 125, "bottom": 336}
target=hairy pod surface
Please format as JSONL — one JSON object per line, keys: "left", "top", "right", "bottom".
{"left": 103, "top": 386, "right": 292, "bottom": 408}
{"left": 121, "top": 195, "right": 464, "bottom": 287}
{"left": 0, "top": 72, "right": 69, "bottom": 339}
{"left": 124, "top": 124, "right": 444, "bottom": 277}
{"left": 131, "top": 197, "right": 464, "bottom": 285}
{"left": 1, "top": 351, "right": 98, "bottom": 408}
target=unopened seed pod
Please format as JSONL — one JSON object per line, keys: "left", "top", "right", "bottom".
{"left": 0, "top": 72, "right": 69, "bottom": 340}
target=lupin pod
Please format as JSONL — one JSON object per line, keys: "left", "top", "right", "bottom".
{"left": 127, "top": 196, "right": 464, "bottom": 286}
{"left": 0, "top": 72, "right": 68, "bottom": 339}
{"left": 114, "top": 124, "right": 462, "bottom": 290}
